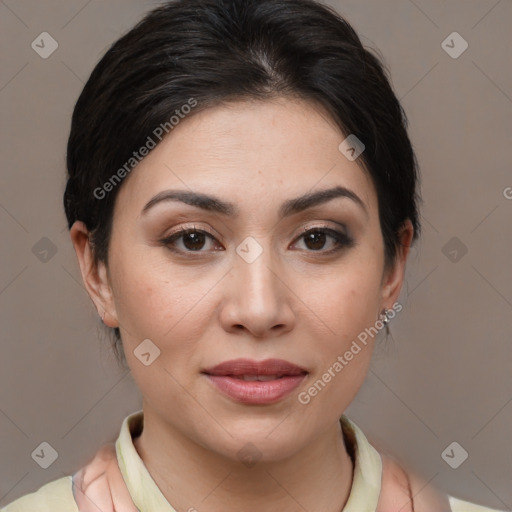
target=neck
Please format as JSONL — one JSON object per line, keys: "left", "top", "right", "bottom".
{"left": 133, "top": 405, "right": 354, "bottom": 512}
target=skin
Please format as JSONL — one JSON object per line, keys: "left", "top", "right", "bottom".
{"left": 71, "top": 97, "right": 417, "bottom": 512}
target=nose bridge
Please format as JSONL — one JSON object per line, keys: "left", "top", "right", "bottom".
{"left": 234, "top": 235, "right": 280, "bottom": 300}
{"left": 220, "top": 233, "right": 296, "bottom": 337}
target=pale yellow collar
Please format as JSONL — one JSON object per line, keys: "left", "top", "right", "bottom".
{"left": 115, "top": 410, "right": 382, "bottom": 512}
{"left": 340, "top": 415, "right": 383, "bottom": 511}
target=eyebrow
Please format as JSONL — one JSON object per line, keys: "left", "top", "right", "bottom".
{"left": 141, "top": 185, "right": 368, "bottom": 219}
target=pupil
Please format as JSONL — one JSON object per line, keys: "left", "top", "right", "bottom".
{"left": 306, "top": 231, "right": 325, "bottom": 250}
{"left": 184, "top": 232, "right": 205, "bottom": 250}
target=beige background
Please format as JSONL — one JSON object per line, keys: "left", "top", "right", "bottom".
{"left": 1, "top": 0, "right": 511, "bottom": 509}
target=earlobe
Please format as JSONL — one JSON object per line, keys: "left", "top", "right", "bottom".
{"left": 69, "top": 221, "right": 119, "bottom": 328}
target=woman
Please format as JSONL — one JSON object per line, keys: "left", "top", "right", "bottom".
{"left": 1, "top": 0, "right": 505, "bottom": 511}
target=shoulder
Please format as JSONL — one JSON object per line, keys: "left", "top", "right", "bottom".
{"left": 448, "top": 495, "right": 508, "bottom": 512}
{"left": 0, "top": 476, "right": 78, "bottom": 512}
{"left": 378, "top": 454, "right": 452, "bottom": 512}
{"left": 377, "top": 454, "right": 450, "bottom": 512}
{"left": 378, "top": 455, "right": 506, "bottom": 512}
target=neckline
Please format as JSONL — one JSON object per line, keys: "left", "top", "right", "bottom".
{"left": 115, "top": 410, "right": 383, "bottom": 512}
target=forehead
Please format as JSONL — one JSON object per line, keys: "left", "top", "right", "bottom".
{"left": 114, "top": 97, "right": 378, "bottom": 219}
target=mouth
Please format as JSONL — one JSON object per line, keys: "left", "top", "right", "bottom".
{"left": 202, "top": 358, "right": 308, "bottom": 376}
{"left": 201, "top": 358, "right": 308, "bottom": 404}
{"left": 224, "top": 374, "right": 294, "bottom": 381}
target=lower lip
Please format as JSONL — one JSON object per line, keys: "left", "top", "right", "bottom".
{"left": 204, "top": 374, "right": 307, "bottom": 405}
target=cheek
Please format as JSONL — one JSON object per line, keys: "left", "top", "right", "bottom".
{"left": 298, "top": 258, "right": 383, "bottom": 385}
{"left": 110, "top": 253, "right": 215, "bottom": 367}
{"left": 308, "top": 263, "right": 382, "bottom": 339}
{"left": 297, "top": 284, "right": 380, "bottom": 416}
{"left": 320, "top": 284, "right": 380, "bottom": 366}
{"left": 112, "top": 267, "right": 203, "bottom": 404}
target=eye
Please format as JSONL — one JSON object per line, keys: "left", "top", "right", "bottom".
{"left": 160, "top": 225, "right": 354, "bottom": 255}
{"left": 292, "top": 226, "right": 354, "bottom": 254}
{"left": 160, "top": 226, "right": 222, "bottom": 253}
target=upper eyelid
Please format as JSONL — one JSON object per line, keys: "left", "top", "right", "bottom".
{"left": 164, "top": 222, "right": 347, "bottom": 238}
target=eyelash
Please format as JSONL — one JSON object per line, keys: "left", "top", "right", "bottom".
{"left": 159, "top": 225, "right": 354, "bottom": 256}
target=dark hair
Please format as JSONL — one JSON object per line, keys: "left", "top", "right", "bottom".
{"left": 64, "top": 0, "right": 421, "bottom": 367}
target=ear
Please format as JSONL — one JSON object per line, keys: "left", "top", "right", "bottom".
{"left": 380, "top": 219, "right": 414, "bottom": 308}
{"left": 69, "top": 221, "right": 119, "bottom": 328}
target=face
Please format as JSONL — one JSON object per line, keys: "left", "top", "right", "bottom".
{"left": 73, "top": 97, "right": 411, "bottom": 462}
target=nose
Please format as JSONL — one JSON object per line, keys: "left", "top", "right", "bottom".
{"left": 219, "top": 240, "right": 296, "bottom": 339}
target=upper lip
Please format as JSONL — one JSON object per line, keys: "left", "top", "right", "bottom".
{"left": 202, "top": 358, "right": 308, "bottom": 377}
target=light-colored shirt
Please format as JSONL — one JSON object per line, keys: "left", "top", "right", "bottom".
{"left": 0, "top": 409, "right": 504, "bottom": 512}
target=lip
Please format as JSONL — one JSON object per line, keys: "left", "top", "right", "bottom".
{"left": 202, "top": 358, "right": 308, "bottom": 405}
{"left": 202, "top": 358, "right": 308, "bottom": 376}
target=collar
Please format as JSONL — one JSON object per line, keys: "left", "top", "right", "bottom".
{"left": 115, "top": 410, "right": 382, "bottom": 512}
